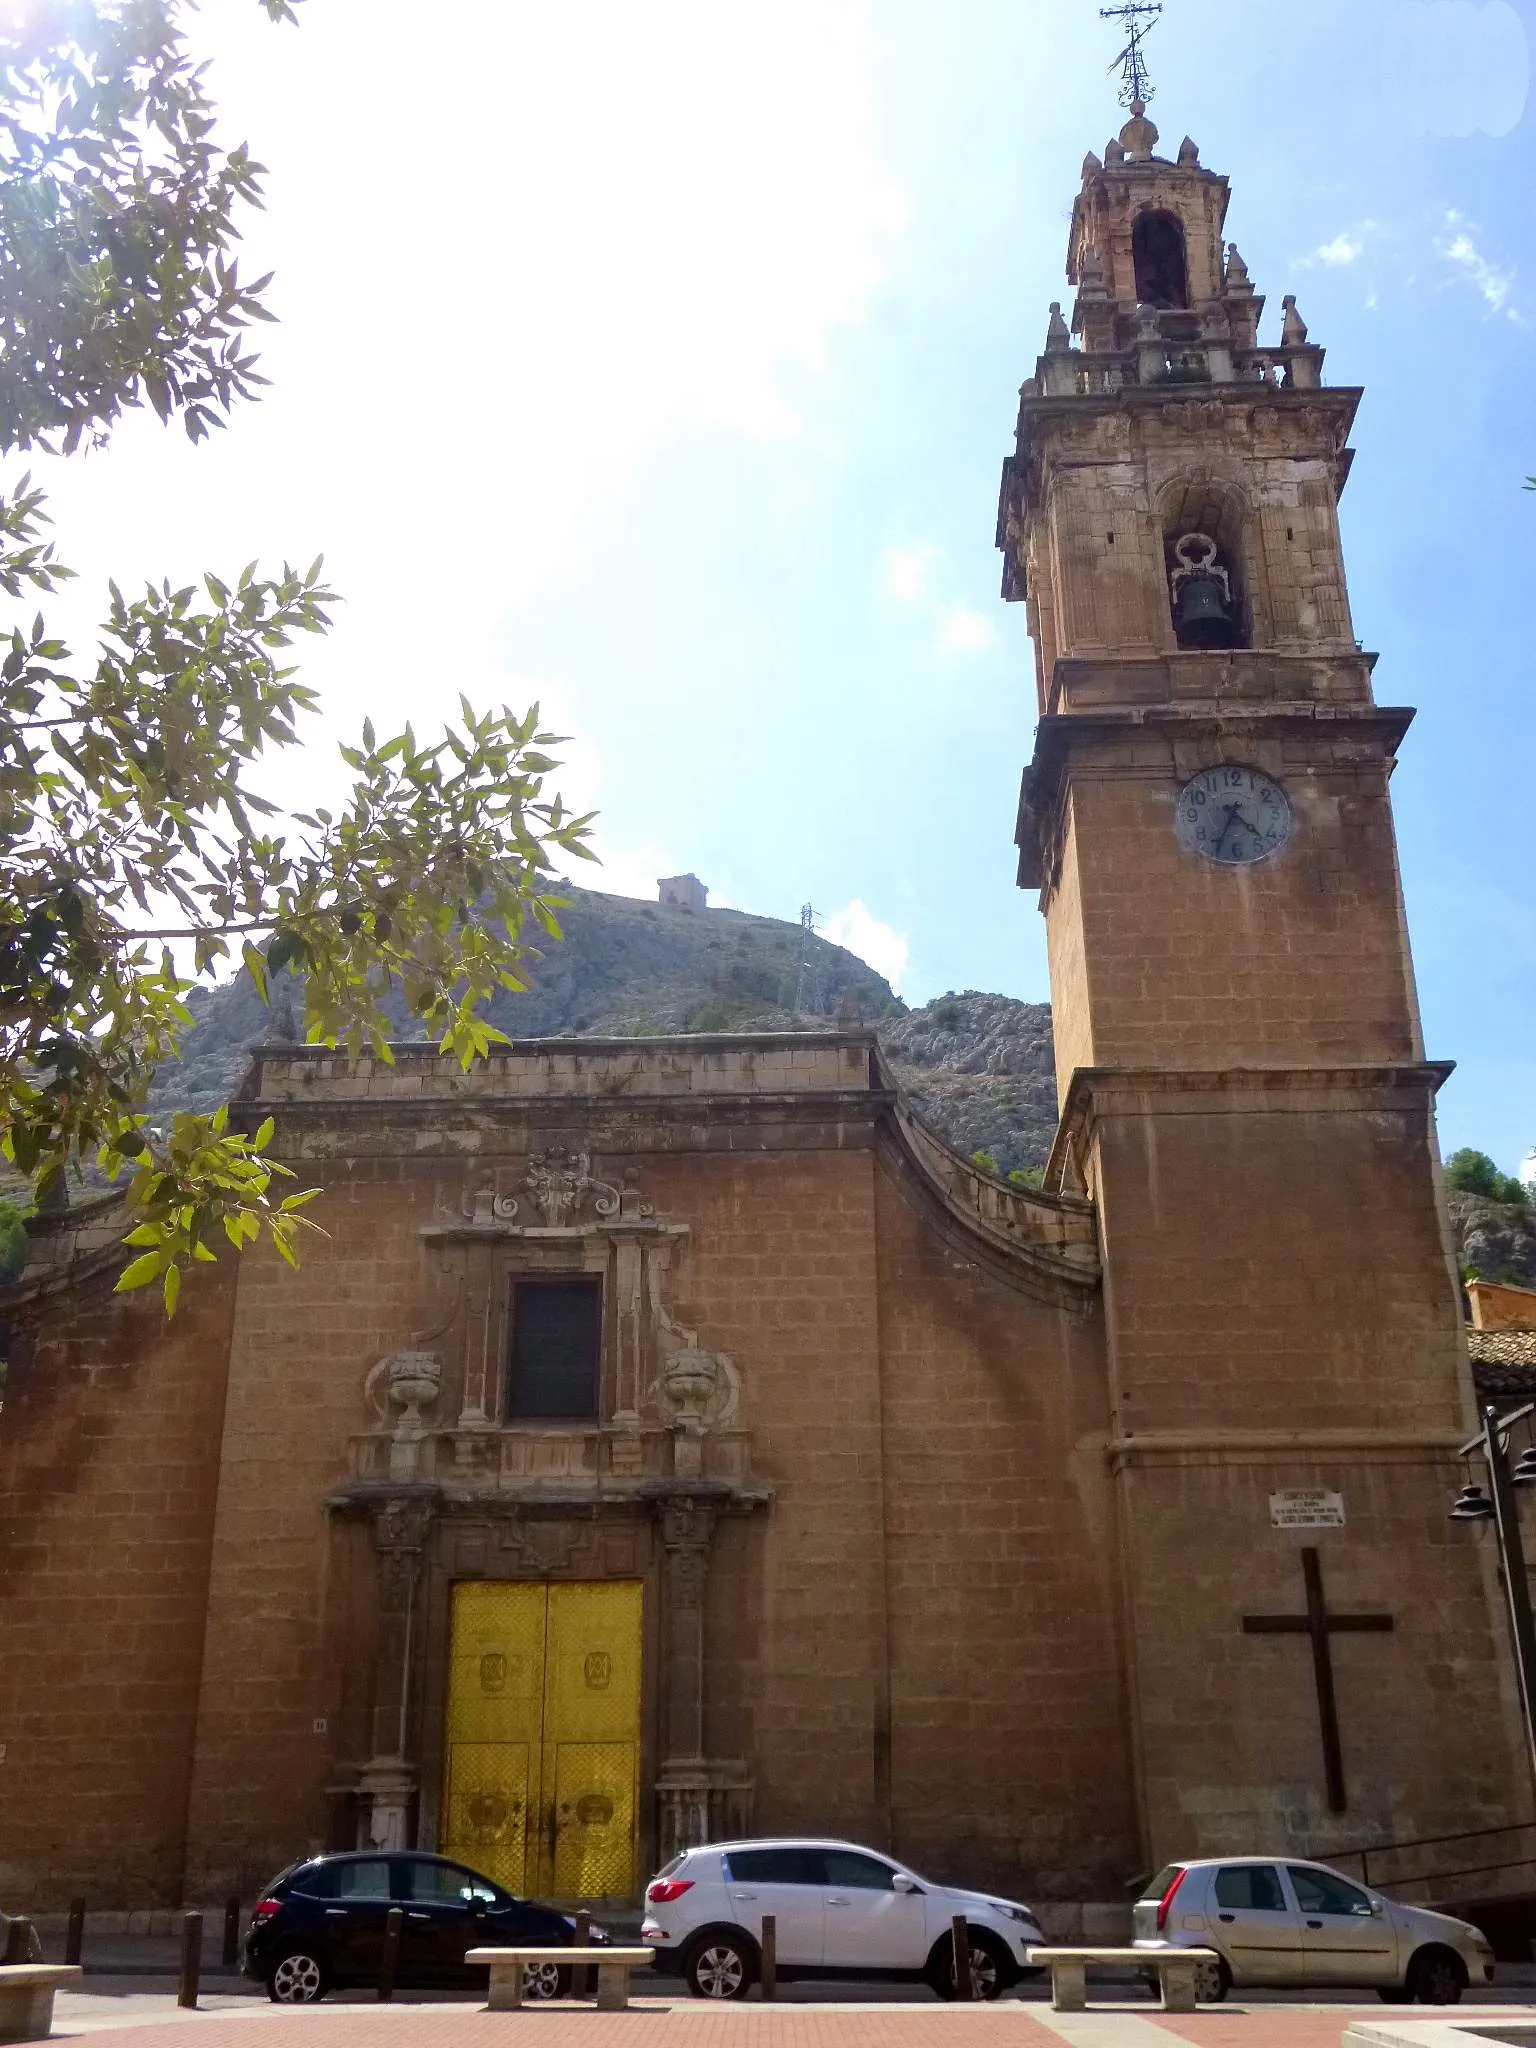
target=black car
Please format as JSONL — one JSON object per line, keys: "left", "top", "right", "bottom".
{"left": 243, "top": 1850, "right": 608, "bottom": 2003}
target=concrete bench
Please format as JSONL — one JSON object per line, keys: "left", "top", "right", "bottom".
{"left": 1026, "top": 1945, "right": 1217, "bottom": 2014}
{"left": 466, "top": 1945, "right": 654, "bottom": 2013}
{"left": 0, "top": 1966, "right": 82, "bottom": 2044}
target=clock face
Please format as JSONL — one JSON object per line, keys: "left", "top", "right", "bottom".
{"left": 1175, "top": 764, "right": 1294, "bottom": 865}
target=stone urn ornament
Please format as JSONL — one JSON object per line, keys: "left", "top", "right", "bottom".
{"left": 662, "top": 1346, "right": 721, "bottom": 1477}
{"left": 384, "top": 1350, "right": 441, "bottom": 1479}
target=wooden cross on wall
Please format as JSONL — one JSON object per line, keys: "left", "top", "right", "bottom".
{"left": 1242, "top": 1547, "right": 1394, "bottom": 1813}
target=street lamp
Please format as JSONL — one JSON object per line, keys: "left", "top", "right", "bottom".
{"left": 1450, "top": 1401, "right": 1536, "bottom": 1790}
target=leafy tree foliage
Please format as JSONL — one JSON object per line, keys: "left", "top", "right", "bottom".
{"left": 1445, "top": 1148, "right": 1529, "bottom": 1209}
{"left": 1, "top": 2, "right": 594, "bottom": 1309}
{"left": 0, "top": 1198, "right": 26, "bottom": 1282}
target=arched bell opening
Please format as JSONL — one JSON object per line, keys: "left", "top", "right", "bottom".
{"left": 1132, "top": 210, "right": 1190, "bottom": 310}
{"left": 1159, "top": 481, "right": 1252, "bottom": 651}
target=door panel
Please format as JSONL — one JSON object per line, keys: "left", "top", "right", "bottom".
{"left": 1208, "top": 1865, "right": 1307, "bottom": 1985}
{"left": 1287, "top": 1866, "right": 1396, "bottom": 1986}
{"left": 724, "top": 1848, "right": 826, "bottom": 1967}
{"left": 320, "top": 1857, "right": 395, "bottom": 1984}
{"left": 441, "top": 1580, "right": 641, "bottom": 1900}
{"left": 821, "top": 1850, "right": 927, "bottom": 1969}
{"left": 550, "top": 1741, "right": 638, "bottom": 1898}
{"left": 442, "top": 1584, "right": 546, "bottom": 1893}
{"left": 396, "top": 1856, "right": 493, "bottom": 1985}
{"left": 540, "top": 1583, "right": 642, "bottom": 1899}
{"left": 442, "top": 1740, "right": 533, "bottom": 1897}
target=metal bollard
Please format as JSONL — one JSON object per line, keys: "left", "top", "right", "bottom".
{"left": 378, "top": 1907, "right": 403, "bottom": 2002}
{"left": 2, "top": 1918, "right": 35, "bottom": 1966}
{"left": 64, "top": 1901, "right": 85, "bottom": 1968}
{"left": 574, "top": 1910, "right": 593, "bottom": 2000}
{"left": 759, "top": 1914, "right": 777, "bottom": 2002}
{"left": 951, "top": 1916, "right": 972, "bottom": 2002}
{"left": 222, "top": 1898, "right": 240, "bottom": 1969}
{"left": 178, "top": 1911, "right": 203, "bottom": 2010}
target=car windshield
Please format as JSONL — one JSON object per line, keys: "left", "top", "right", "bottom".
{"left": 1139, "top": 1865, "right": 1184, "bottom": 1901}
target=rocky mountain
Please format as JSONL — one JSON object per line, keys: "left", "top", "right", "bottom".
{"left": 56, "top": 885, "right": 1536, "bottom": 1240}
{"left": 1450, "top": 1191, "right": 1536, "bottom": 1291}
{"left": 146, "top": 887, "right": 1063, "bottom": 1174}
{"left": 879, "top": 991, "right": 1058, "bottom": 1175}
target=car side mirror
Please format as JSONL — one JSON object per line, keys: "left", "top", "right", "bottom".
{"left": 467, "top": 1897, "right": 489, "bottom": 1916}
{"left": 1370, "top": 1901, "right": 1385, "bottom": 1918}
{"left": 892, "top": 1874, "right": 921, "bottom": 1894}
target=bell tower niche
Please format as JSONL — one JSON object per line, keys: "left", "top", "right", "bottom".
{"left": 996, "top": 106, "right": 1524, "bottom": 1861}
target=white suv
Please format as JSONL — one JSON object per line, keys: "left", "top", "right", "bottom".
{"left": 640, "top": 1838, "right": 1045, "bottom": 2000}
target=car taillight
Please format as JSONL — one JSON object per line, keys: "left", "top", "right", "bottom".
{"left": 1155, "top": 1868, "right": 1187, "bottom": 1933}
{"left": 646, "top": 1878, "right": 694, "bottom": 1905}
{"left": 252, "top": 1899, "right": 283, "bottom": 1920}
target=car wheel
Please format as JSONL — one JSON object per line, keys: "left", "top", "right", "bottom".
{"left": 684, "top": 1931, "right": 755, "bottom": 2000}
{"left": 267, "top": 1951, "right": 329, "bottom": 2004}
{"left": 1193, "top": 1956, "right": 1231, "bottom": 2005}
{"left": 928, "top": 1928, "right": 1012, "bottom": 2001}
{"left": 1408, "top": 1948, "right": 1466, "bottom": 2006}
{"left": 522, "top": 1961, "right": 568, "bottom": 2002}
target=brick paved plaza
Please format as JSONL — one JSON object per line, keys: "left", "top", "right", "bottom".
{"left": 43, "top": 1994, "right": 1536, "bottom": 2048}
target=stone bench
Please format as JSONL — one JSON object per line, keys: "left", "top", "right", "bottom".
{"left": 466, "top": 1945, "right": 654, "bottom": 2013}
{"left": 0, "top": 1966, "right": 81, "bottom": 2044}
{"left": 1027, "top": 1945, "right": 1217, "bottom": 2014}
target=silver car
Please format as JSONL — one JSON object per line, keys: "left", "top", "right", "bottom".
{"left": 1132, "top": 1856, "right": 1493, "bottom": 2004}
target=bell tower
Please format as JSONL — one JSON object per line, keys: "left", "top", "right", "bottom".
{"left": 999, "top": 105, "right": 1527, "bottom": 1856}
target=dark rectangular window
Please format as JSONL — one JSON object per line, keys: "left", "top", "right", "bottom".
{"left": 507, "top": 1279, "right": 602, "bottom": 1421}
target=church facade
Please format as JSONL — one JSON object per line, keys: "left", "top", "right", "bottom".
{"left": 0, "top": 106, "right": 1525, "bottom": 1916}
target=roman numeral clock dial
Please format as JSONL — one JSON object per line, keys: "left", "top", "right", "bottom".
{"left": 1175, "top": 765, "right": 1294, "bottom": 865}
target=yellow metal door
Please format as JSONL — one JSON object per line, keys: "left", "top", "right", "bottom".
{"left": 540, "top": 1583, "right": 643, "bottom": 1899}
{"left": 442, "top": 1580, "right": 642, "bottom": 1900}
{"left": 442, "top": 1583, "right": 547, "bottom": 1893}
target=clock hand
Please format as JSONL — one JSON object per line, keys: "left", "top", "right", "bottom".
{"left": 1212, "top": 803, "right": 1241, "bottom": 853}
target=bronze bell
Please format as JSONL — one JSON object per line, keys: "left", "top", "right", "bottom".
{"left": 1170, "top": 531, "right": 1240, "bottom": 650}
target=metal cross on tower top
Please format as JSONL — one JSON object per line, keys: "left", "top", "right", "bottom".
{"left": 1100, "top": 0, "right": 1163, "bottom": 109}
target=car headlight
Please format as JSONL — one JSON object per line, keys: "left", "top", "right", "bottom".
{"left": 999, "top": 1905, "right": 1041, "bottom": 1928}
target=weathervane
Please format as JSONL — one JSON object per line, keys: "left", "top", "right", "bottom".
{"left": 1100, "top": 0, "right": 1163, "bottom": 109}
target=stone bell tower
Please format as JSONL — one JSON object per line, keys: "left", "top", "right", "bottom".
{"left": 998, "top": 104, "right": 1527, "bottom": 1858}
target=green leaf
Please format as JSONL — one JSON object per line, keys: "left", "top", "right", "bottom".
{"left": 115, "top": 1251, "right": 165, "bottom": 1293}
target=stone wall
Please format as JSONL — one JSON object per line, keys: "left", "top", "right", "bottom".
{"left": 0, "top": 1261, "right": 238, "bottom": 1905}
{"left": 0, "top": 1033, "right": 1117, "bottom": 1908}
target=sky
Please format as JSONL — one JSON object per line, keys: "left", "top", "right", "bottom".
{"left": 21, "top": 0, "right": 1536, "bottom": 1174}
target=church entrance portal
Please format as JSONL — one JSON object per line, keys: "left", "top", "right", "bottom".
{"left": 441, "top": 1580, "right": 643, "bottom": 1900}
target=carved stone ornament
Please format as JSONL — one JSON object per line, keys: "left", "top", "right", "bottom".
{"left": 373, "top": 1496, "right": 435, "bottom": 1600}
{"left": 374, "top": 1497, "right": 435, "bottom": 1556}
{"left": 465, "top": 1180, "right": 522, "bottom": 1226}
{"left": 654, "top": 1345, "right": 740, "bottom": 1432}
{"left": 495, "top": 1515, "right": 582, "bottom": 1576}
{"left": 362, "top": 1350, "right": 444, "bottom": 1480}
{"left": 524, "top": 1147, "right": 635, "bottom": 1227}
{"left": 659, "top": 1497, "right": 716, "bottom": 1605}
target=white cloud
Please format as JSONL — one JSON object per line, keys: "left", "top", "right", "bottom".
{"left": 1438, "top": 210, "right": 1519, "bottom": 318}
{"left": 33, "top": 0, "right": 910, "bottom": 731}
{"left": 1386, "top": 1, "right": 1529, "bottom": 137}
{"left": 883, "top": 544, "right": 939, "bottom": 603}
{"left": 937, "top": 607, "right": 998, "bottom": 656}
{"left": 822, "top": 900, "right": 910, "bottom": 996}
{"left": 1312, "top": 232, "right": 1367, "bottom": 268}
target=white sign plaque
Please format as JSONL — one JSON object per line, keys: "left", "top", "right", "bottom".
{"left": 1270, "top": 1489, "right": 1345, "bottom": 1529}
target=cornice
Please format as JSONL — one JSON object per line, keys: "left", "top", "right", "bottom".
{"left": 1045, "top": 1061, "right": 1455, "bottom": 1193}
